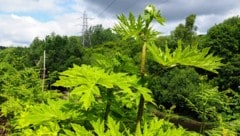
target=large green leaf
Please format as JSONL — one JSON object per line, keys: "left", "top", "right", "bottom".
{"left": 147, "top": 41, "right": 223, "bottom": 73}
{"left": 113, "top": 13, "right": 144, "bottom": 41}
{"left": 113, "top": 13, "right": 160, "bottom": 42}
{"left": 53, "top": 64, "right": 153, "bottom": 110}
{"left": 91, "top": 117, "right": 128, "bottom": 136}
{"left": 141, "top": 118, "right": 197, "bottom": 136}
{"left": 20, "top": 122, "right": 60, "bottom": 136}
{"left": 70, "top": 123, "right": 93, "bottom": 136}
{"left": 15, "top": 99, "right": 76, "bottom": 129}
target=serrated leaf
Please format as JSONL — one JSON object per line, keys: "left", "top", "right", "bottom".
{"left": 91, "top": 119, "right": 105, "bottom": 136}
{"left": 78, "top": 85, "right": 100, "bottom": 110}
{"left": 113, "top": 13, "right": 145, "bottom": 41}
{"left": 135, "top": 85, "right": 153, "bottom": 103}
{"left": 71, "top": 123, "right": 93, "bottom": 136}
{"left": 148, "top": 41, "right": 223, "bottom": 73}
{"left": 63, "top": 129, "right": 76, "bottom": 136}
{"left": 54, "top": 64, "right": 148, "bottom": 110}
{"left": 153, "top": 10, "right": 165, "bottom": 25}
{"left": 106, "top": 116, "right": 122, "bottom": 136}
{"left": 15, "top": 99, "right": 75, "bottom": 129}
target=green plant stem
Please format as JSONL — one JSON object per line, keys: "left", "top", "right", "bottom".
{"left": 140, "top": 42, "right": 147, "bottom": 75}
{"left": 136, "top": 42, "right": 147, "bottom": 133}
{"left": 136, "top": 95, "right": 144, "bottom": 130}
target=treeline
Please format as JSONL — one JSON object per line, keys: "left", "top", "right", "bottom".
{"left": 2, "top": 16, "right": 239, "bottom": 92}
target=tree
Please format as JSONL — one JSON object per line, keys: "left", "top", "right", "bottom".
{"left": 170, "top": 14, "right": 197, "bottom": 47}
{"left": 28, "top": 34, "right": 83, "bottom": 73}
{"left": 87, "top": 25, "right": 119, "bottom": 47}
{"left": 203, "top": 16, "right": 240, "bottom": 92}
{"left": 148, "top": 67, "right": 201, "bottom": 116}
{"left": 0, "top": 47, "right": 29, "bottom": 70}
{"left": 28, "top": 37, "right": 45, "bottom": 67}
{"left": 0, "top": 46, "right": 6, "bottom": 50}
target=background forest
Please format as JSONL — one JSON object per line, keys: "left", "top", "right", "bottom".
{"left": 0, "top": 5, "right": 240, "bottom": 136}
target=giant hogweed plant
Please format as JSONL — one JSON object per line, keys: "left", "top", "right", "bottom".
{"left": 53, "top": 64, "right": 153, "bottom": 111}
{"left": 12, "top": 4, "right": 223, "bottom": 135}
{"left": 113, "top": 4, "right": 223, "bottom": 134}
{"left": 13, "top": 64, "right": 198, "bottom": 135}
{"left": 13, "top": 64, "right": 153, "bottom": 135}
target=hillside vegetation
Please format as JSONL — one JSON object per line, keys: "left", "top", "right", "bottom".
{"left": 0, "top": 5, "right": 240, "bottom": 136}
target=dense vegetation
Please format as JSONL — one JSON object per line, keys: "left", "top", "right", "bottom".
{"left": 0, "top": 5, "right": 240, "bottom": 136}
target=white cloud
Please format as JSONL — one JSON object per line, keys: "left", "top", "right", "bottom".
{"left": 225, "top": 8, "right": 240, "bottom": 19}
{"left": 159, "top": 20, "right": 185, "bottom": 35}
{"left": 0, "top": 0, "right": 239, "bottom": 47}
{"left": 196, "top": 8, "right": 240, "bottom": 34}
{"left": 0, "top": 0, "right": 64, "bottom": 13}
{"left": 195, "top": 14, "right": 222, "bottom": 34}
{"left": 0, "top": 14, "right": 64, "bottom": 46}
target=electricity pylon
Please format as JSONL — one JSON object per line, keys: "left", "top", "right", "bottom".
{"left": 81, "top": 11, "right": 92, "bottom": 47}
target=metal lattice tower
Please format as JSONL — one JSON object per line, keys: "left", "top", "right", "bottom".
{"left": 81, "top": 11, "right": 91, "bottom": 47}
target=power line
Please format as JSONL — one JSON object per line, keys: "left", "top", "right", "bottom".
{"left": 124, "top": 0, "right": 138, "bottom": 12}
{"left": 98, "top": 0, "right": 117, "bottom": 16}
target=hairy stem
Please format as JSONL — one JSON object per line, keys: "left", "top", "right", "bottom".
{"left": 136, "top": 42, "right": 147, "bottom": 133}
{"left": 140, "top": 42, "right": 147, "bottom": 76}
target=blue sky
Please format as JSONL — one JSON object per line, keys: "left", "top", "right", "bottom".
{"left": 0, "top": 0, "right": 239, "bottom": 47}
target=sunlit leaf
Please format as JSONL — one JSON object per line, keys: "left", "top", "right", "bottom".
{"left": 53, "top": 64, "right": 153, "bottom": 110}
{"left": 148, "top": 41, "right": 223, "bottom": 73}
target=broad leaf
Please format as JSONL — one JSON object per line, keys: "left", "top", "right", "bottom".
{"left": 15, "top": 99, "right": 76, "bottom": 129}
{"left": 113, "top": 13, "right": 145, "bottom": 41}
{"left": 91, "top": 119, "right": 105, "bottom": 136}
{"left": 91, "top": 117, "right": 127, "bottom": 136}
{"left": 147, "top": 41, "right": 223, "bottom": 73}
{"left": 71, "top": 123, "right": 93, "bottom": 136}
{"left": 113, "top": 13, "right": 160, "bottom": 42}
{"left": 53, "top": 64, "right": 153, "bottom": 110}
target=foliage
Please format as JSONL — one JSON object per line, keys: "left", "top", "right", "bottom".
{"left": 170, "top": 14, "right": 197, "bottom": 47}
{"left": 10, "top": 63, "right": 199, "bottom": 135}
{"left": 113, "top": 5, "right": 165, "bottom": 42}
{"left": 114, "top": 4, "right": 167, "bottom": 133}
{"left": 88, "top": 24, "right": 119, "bottom": 46}
{"left": 220, "top": 89, "right": 240, "bottom": 121}
{"left": 148, "top": 67, "right": 201, "bottom": 115}
{"left": 2, "top": 3, "right": 239, "bottom": 136}
{"left": 165, "top": 84, "right": 240, "bottom": 134}
{"left": 81, "top": 40, "right": 139, "bottom": 74}
{"left": 141, "top": 118, "right": 200, "bottom": 136}
{"left": 90, "top": 117, "right": 129, "bottom": 136}
{"left": 206, "top": 116, "right": 240, "bottom": 136}
{"left": 0, "top": 47, "right": 29, "bottom": 70}
{"left": 147, "top": 40, "right": 223, "bottom": 73}
{"left": 113, "top": 4, "right": 224, "bottom": 134}
{"left": 53, "top": 64, "right": 153, "bottom": 110}
{"left": 17, "top": 122, "right": 60, "bottom": 136}
{"left": 14, "top": 104, "right": 199, "bottom": 136}
{"left": 89, "top": 52, "right": 138, "bottom": 74}
{"left": 0, "top": 62, "right": 62, "bottom": 135}
{"left": 203, "top": 16, "right": 240, "bottom": 91}
{"left": 0, "top": 62, "right": 56, "bottom": 116}
{"left": 28, "top": 34, "right": 83, "bottom": 72}
{"left": 14, "top": 99, "right": 76, "bottom": 129}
